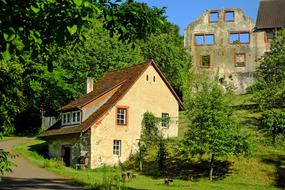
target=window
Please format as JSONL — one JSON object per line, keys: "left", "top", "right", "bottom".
{"left": 265, "top": 31, "right": 274, "bottom": 42}
{"left": 225, "top": 11, "right": 234, "bottom": 22}
{"left": 153, "top": 76, "right": 155, "bottom": 82}
{"left": 146, "top": 75, "right": 148, "bottom": 81}
{"left": 113, "top": 140, "right": 121, "bottom": 156}
{"left": 162, "top": 113, "right": 169, "bottom": 128}
{"left": 201, "top": 55, "right": 210, "bottom": 67}
{"left": 230, "top": 32, "right": 250, "bottom": 44}
{"left": 62, "top": 111, "right": 81, "bottom": 125}
{"left": 195, "top": 34, "right": 214, "bottom": 45}
{"left": 235, "top": 53, "right": 246, "bottom": 67}
{"left": 116, "top": 106, "right": 128, "bottom": 125}
{"left": 209, "top": 11, "right": 218, "bottom": 23}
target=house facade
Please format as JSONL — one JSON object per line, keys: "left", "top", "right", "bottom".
{"left": 41, "top": 60, "right": 182, "bottom": 168}
{"left": 184, "top": 8, "right": 265, "bottom": 94}
{"left": 255, "top": 0, "right": 285, "bottom": 52}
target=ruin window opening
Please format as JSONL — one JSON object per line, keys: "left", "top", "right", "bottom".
{"left": 225, "top": 11, "right": 234, "bottom": 22}
{"left": 201, "top": 55, "right": 210, "bottom": 67}
{"left": 209, "top": 12, "right": 219, "bottom": 23}
{"left": 230, "top": 32, "right": 250, "bottom": 44}
{"left": 195, "top": 34, "right": 214, "bottom": 45}
{"left": 235, "top": 53, "right": 246, "bottom": 67}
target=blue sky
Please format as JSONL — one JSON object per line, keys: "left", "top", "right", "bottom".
{"left": 137, "top": 0, "right": 259, "bottom": 35}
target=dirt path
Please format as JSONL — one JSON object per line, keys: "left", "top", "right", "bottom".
{"left": 0, "top": 137, "right": 85, "bottom": 190}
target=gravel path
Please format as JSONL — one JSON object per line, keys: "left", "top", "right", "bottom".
{"left": 0, "top": 138, "right": 85, "bottom": 190}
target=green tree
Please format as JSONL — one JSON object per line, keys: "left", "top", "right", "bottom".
{"left": 261, "top": 109, "right": 285, "bottom": 145}
{"left": 252, "top": 29, "right": 285, "bottom": 110}
{"left": 60, "top": 20, "right": 144, "bottom": 95}
{"left": 156, "top": 138, "right": 168, "bottom": 176}
{"left": 182, "top": 80, "right": 250, "bottom": 181}
{"left": 137, "top": 112, "right": 160, "bottom": 172}
{"left": 139, "top": 24, "right": 192, "bottom": 96}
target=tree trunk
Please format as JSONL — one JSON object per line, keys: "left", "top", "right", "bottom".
{"left": 40, "top": 108, "right": 44, "bottom": 132}
{"left": 139, "top": 158, "right": 143, "bottom": 172}
{"left": 209, "top": 154, "right": 215, "bottom": 181}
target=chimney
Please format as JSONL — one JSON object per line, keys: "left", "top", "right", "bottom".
{"left": 85, "top": 77, "right": 94, "bottom": 94}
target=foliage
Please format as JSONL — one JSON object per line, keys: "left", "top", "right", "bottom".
{"left": 60, "top": 20, "right": 144, "bottom": 95}
{"left": 101, "top": 1, "right": 166, "bottom": 44}
{"left": 0, "top": 148, "right": 12, "bottom": 175}
{"left": 182, "top": 80, "right": 250, "bottom": 180}
{"left": 139, "top": 25, "right": 192, "bottom": 96}
{"left": 0, "top": 58, "right": 25, "bottom": 135}
{"left": 252, "top": 29, "right": 285, "bottom": 110}
{"left": 261, "top": 109, "right": 285, "bottom": 145}
{"left": 0, "top": 0, "right": 96, "bottom": 63}
{"left": 156, "top": 139, "right": 168, "bottom": 175}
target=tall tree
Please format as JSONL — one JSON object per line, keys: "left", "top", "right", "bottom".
{"left": 139, "top": 24, "right": 192, "bottom": 97}
{"left": 252, "top": 29, "right": 285, "bottom": 110}
{"left": 182, "top": 80, "right": 250, "bottom": 181}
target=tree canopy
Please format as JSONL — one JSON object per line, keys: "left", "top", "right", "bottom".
{"left": 182, "top": 80, "right": 250, "bottom": 180}
{"left": 252, "top": 29, "right": 285, "bottom": 110}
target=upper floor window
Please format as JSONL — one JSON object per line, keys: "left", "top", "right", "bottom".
{"left": 225, "top": 11, "right": 234, "bottom": 22}
{"left": 116, "top": 106, "right": 128, "bottom": 125}
{"left": 201, "top": 55, "right": 210, "bottom": 67}
{"left": 113, "top": 140, "right": 121, "bottom": 156}
{"left": 62, "top": 111, "right": 80, "bottom": 126}
{"left": 161, "top": 113, "right": 170, "bottom": 128}
{"left": 195, "top": 34, "right": 214, "bottom": 45}
{"left": 209, "top": 12, "right": 219, "bottom": 23}
{"left": 230, "top": 32, "right": 250, "bottom": 44}
{"left": 235, "top": 53, "right": 246, "bottom": 67}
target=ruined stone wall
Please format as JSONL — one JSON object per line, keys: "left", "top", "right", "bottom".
{"left": 184, "top": 8, "right": 267, "bottom": 93}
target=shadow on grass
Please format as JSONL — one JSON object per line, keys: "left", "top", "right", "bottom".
{"left": 261, "top": 154, "right": 285, "bottom": 188}
{"left": 141, "top": 157, "right": 232, "bottom": 181}
{"left": 29, "top": 141, "right": 50, "bottom": 159}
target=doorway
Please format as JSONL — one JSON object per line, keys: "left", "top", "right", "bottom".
{"left": 62, "top": 146, "right": 71, "bottom": 166}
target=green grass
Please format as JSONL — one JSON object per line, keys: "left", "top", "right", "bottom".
{"left": 1, "top": 136, "right": 16, "bottom": 141}
{"left": 12, "top": 94, "right": 285, "bottom": 190}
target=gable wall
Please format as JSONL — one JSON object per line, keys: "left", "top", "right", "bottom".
{"left": 184, "top": 9, "right": 266, "bottom": 93}
{"left": 90, "top": 65, "right": 179, "bottom": 168}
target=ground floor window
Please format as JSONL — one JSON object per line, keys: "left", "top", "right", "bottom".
{"left": 201, "top": 55, "right": 210, "bottom": 67}
{"left": 162, "top": 113, "right": 170, "bottom": 128}
{"left": 113, "top": 140, "right": 121, "bottom": 156}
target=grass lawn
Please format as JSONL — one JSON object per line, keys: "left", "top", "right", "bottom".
{"left": 12, "top": 95, "right": 285, "bottom": 190}
{"left": 1, "top": 136, "right": 16, "bottom": 141}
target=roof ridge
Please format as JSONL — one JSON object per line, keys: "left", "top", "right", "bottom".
{"left": 105, "top": 59, "right": 153, "bottom": 74}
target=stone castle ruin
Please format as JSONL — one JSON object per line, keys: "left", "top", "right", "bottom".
{"left": 184, "top": 8, "right": 268, "bottom": 94}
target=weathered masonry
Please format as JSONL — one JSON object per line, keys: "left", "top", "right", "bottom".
{"left": 184, "top": 8, "right": 265, "bottom": 94}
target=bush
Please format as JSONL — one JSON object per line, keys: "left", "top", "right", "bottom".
{"left": 261, "top": 109, "right": 285, "bottom": 145}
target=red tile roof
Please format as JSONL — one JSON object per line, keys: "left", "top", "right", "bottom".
{"left": 40, "top": 60, "right": 183, "bottom": 137}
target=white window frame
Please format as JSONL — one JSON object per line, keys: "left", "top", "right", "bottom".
{"left": 61, "top": 111, "right": 81, "bottom": 126}
{"left": 116, "top": 107, "right": 127, "bottom": 125}
{"left": 161, "top": 113, "right": 170, "bottom": 128}
{"left": 113, "top": 140, "right": 121, "bottom": 156}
